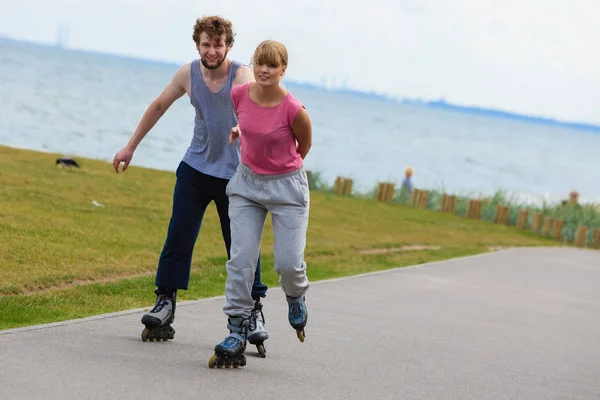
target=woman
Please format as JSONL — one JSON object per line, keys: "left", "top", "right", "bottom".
{"left": 209, "top": 39, "right": 312, "bottom": 369}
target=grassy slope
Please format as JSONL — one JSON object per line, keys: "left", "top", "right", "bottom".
{"left": 0, "top": 145, "right": 554, "bottom": 329}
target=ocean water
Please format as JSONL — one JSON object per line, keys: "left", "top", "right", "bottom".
{"left": 1, "top": 38, "right": 599, "bottom": 205}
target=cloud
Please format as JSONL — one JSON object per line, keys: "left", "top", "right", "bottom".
{"left": 1, "top": 0, "right": 599, "bottom": 123}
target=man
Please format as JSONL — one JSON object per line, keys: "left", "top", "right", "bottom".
{"left": 112, "top": 16, "right": 269, "bottom": 352}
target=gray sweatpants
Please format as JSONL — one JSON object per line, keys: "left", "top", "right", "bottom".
{"left": 223, "top": 163, "right": 310, "bottom": 318}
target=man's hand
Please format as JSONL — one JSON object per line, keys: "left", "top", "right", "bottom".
{"left": 113, "top": 146, "right": 134, "bottom": 173}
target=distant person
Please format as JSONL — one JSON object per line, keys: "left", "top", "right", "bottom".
{"left": 401, "top": 166, "right": 414, "bottom": 193}
{"left": 562, "top": 190, "right": 581, "bottom": 207}
{"left": 209, "top": 39, "right": 312, "bottom": 368}
{"left": 112, "top": 15, "right": 269, "bottom": 349}
{"left": 568, "top": 190, "right": 579, "bottom": 205}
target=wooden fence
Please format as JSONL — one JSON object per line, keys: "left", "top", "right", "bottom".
{"left": 320, "top": 171, "right": 600, "bottom": 250}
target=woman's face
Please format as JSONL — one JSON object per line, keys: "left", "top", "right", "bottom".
{"left": 253, "top": 60, "right": 286, "bottom": 88}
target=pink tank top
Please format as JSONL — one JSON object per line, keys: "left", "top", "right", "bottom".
{"left": 230, "top": 82, "right": 304, "bottom": 175}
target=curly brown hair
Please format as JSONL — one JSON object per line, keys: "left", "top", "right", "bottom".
{"left": 192, "top": 15, "right": 235, "bottom": 47}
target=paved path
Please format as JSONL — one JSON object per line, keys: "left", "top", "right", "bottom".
{"left": 2, "top": 247, "right": 600, "bottom": 400}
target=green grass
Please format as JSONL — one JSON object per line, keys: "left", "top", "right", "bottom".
{"left": 0, "top": 145, "right": 562, "bottom": 330}
{"left": 308, "top": 171, "right": 600, "bottom": 245}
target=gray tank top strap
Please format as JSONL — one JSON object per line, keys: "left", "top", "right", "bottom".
{"left": 183, "top": 59, "right": 243, "bottom": 180}
{"left": 189, "top": 59, "right": 241, "bottom": 108}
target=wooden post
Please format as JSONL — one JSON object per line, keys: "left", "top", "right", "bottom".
{"left": 494, "top": 205, "right": 510, "bottom": 225}
{"left": 333, "top": 176, "right": 343, "bottom": 194}
{"left": 552, "top": 219, "right": 564, "bottom": 241}
{"left": 441, "top": 194, "right": 456, "bottom": 213}
{"left": 516, "top": 210, "right": 528, "bottom": 229}
{"left": 575, "top": 225, "right": 588, "bottom": 247}
{"left": 384, "top": 183, "right": 393, "bottom": 201}
{"left": 342, "top": 178, "right": 353, "bottom": 195}
{"left": 418, "top": 190, "right": 429, "bottom": 208}
{"left": 376, "top": 182, "right": 394, "bottom": 202}
{"left": 466, "top": 200, "right": 473, "bottom": 219}
{"left": 494, "top": 205, "right": 501, "bottom": 224}
{"left": 594, "top": 228, "right": 600, "bottom": 249}
{"left": 411, "top": 189, "right": 421, "bottom": 206}
{"left": 376, "top": 183, "right": 385, "bottom": 201}
{"left": 333, "top": 176, "right": 353, "bottom": 195}
{"left": 466, "top": 199, "right": 482, "bottom": 220}
{"left": 541, "top": 216, "right": 555, "bottom": 237}
{"left": 531, "top": 213, "right": 543, "bottom": 233}
{"left": 448, "top": 195, "right": 456, "bottom": 213}
{"left": 385, "top": 183, "right": 395, "bottom": 202}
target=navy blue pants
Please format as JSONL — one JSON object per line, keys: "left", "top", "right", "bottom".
{"left": 155, "top": 161, "right": 268, "bottom": 299}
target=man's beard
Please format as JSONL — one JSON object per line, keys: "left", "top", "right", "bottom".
{"left": 201, "top": 52, "right": 227, "bottom": 70}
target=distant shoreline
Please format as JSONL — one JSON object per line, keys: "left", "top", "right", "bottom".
{"left": 2, "top": 36, "right": 599, "bottom": 133}
{"left": 283, "top": 83, "right": 600, "bottom": 134}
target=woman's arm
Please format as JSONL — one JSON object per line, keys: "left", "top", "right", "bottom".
{"left": 292, "top": 107, "right": 312, "bottom": 159}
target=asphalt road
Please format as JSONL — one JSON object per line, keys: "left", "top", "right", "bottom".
{"left": 2, "top": 247, "right": 600, "bottom": 400}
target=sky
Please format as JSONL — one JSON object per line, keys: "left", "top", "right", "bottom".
{"left": 1, "top": 0, "right": 599, "bottom": 124}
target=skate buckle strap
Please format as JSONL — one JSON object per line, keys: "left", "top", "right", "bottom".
{"left": 227, "top": 317, "right": 249, "bottom": 334}
{"left": 290, "top": 302, "right": 304, "bottom": 319}
{"left": 222, "top": 336, "right": 240, "bottom": 349}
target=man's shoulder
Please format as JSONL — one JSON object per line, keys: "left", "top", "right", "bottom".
{"left": 232, "top": 61, "right": 250, "bottom": 70}
{"left": 233, "top": 63, "right": 252, "bottom": 76}
{"left": 232, "top": 62, "right": 254, "bottom": 86}
{"left": 173, "top": 61, "right": 193, "bottom": 71}
{"left": 173, "top": 62, "right": 193, "bottom": 81}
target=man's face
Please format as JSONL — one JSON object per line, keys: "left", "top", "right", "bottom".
{"left": 197, "top": 33, "right": 230, "bottom": 69}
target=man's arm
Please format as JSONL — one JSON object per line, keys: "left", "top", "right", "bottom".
{"left": 126, "top": 64, "right": 189, "bottom": 150}
{"left": 113, "top": 64, "right": 189, "bottom": 172}
{"left": 232, "top": 65, "right": 255, "bottom": 87}
{"left": 291, "top": 108, "right": 312, "bottom": 159}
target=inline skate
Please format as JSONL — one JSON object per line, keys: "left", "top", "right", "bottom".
{"left": 247, "top": 298, "right": 268, "bottom": 358}
{"left": 140, "top": 288, "right": 176, "bottom": 342}
{"left": 287, "top": 295, "right": 307, "bottom": 342}
{"left": 208, "top": 317, "right": 249, "bottom": 369}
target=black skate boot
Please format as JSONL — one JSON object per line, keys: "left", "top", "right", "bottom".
{"left": 140, "top": 288, "right": 176, "bottom": 342}
{"left": 208, "top": 317, "right": 249, "bottom": 369}
{"left": 248, "top": 298, "right": 269, "bottom": 358}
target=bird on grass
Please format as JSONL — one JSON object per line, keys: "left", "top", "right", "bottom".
{"left": 55, "top": 157, "right": 80, "bottom": 169}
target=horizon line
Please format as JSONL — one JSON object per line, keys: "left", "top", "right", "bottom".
{"left": 3, "top": 36, "right": 599, "bottom": 132}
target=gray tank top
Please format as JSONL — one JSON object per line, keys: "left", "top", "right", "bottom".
{"left": 182, "top": 59, "right": 241, "bottom": 179}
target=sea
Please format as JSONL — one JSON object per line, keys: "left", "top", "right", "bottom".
{"left": 2, "top": 38, "right": 599, "bottom": 206}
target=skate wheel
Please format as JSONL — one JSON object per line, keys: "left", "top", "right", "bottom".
{"left": 297, "top": 330, "right": 305, "bottom": 343}
{"left": 141, "top": 327, "right": 149, "bottom": 342}
{"left": 208, "top": 354, "right": 218, "bottom": 369}
{"left": 257, "top": 343, "right": 266, "bottom": 358}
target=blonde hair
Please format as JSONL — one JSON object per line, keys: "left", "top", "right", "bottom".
{"left": 405, "top": 166, "right": 414, "bottom": 177}
{"left": 252, "top": 40, "right": 288, "bottom": 67}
